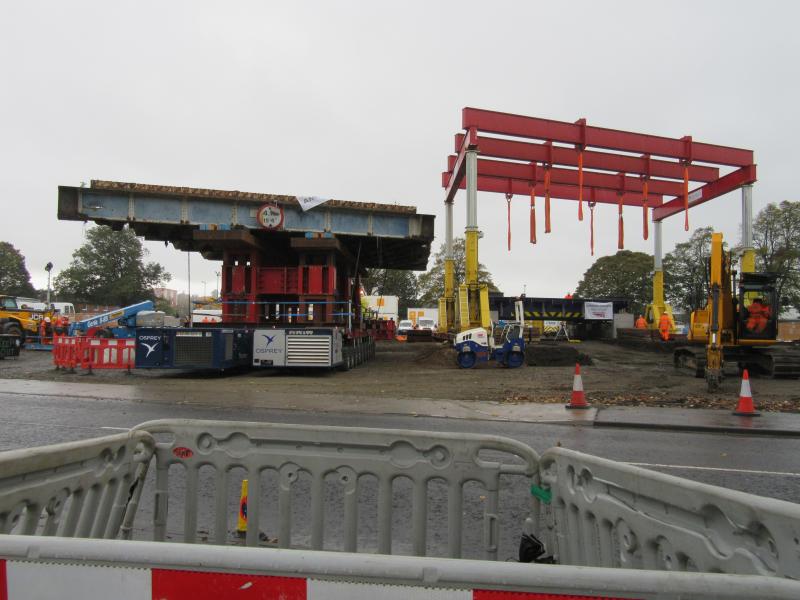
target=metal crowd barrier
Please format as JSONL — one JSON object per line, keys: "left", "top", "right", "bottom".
{"left": 130, "top": 419, "right": 539, "bottom": 559}
{"left": 0, "top": 431, "right": 154, "bottom": 540}
{"left": 537, "top": 447, "right": 800, "bottom": 578}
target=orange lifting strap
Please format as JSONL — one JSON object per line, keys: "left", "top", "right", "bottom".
{"left": 506, "top": 192, "right": 513, "bottom": 251}
{"left": 544, "top": 165, "right": 552, "bottom": 233}
{"left": 617, "top": 193, "right": 624, "bottom": 250}
{"left": 577, "top": 150, "right": 585, "bottom": 221}
{"left": 529, "top": 187, "right": 537, "bottom": 244}
{"left": 589, "top": 201, "right": 596, "bottom": 256}
{"left": 683, "top": 164, "right": 690, "bottom": 231}
{"left": 642, "top": 179, "right": 649, "bottom": 241}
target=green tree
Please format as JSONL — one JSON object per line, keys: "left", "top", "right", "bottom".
{"left": 54, "top": 225, "right": 171, "bottom": 305}
{"left": 575, "top": 250, "right": 653, "bottom": 315}
{"left": 0, "top": 242, "right": 36, "bottom": 296}
{"left": 363, "top": 269, "right": 419, "bottom": 315}
{"left": 663, "top": 227, "right": 716, "bottom": 314}
{"left": 416, "top": 237, "right": 498, "bottom": 306}
{"left": 753, "top": 200, "right": 800, "bottom": 310}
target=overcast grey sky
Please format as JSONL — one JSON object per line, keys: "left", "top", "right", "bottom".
{"left": 1, "top": 1, "right": 797, "bottom": 299}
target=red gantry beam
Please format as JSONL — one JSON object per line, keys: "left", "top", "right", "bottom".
{"left": 443, "top": 174, "right": 661, "bottom": 207}
{"left": 443, "top": 107, "right": 756, "bottom": 240}
{"left": 653, "top": 164, "right": 757, "bottom": 221}
{"left": 462, "top": 107, "right": 754, "bottom": 167}
{"left": 455, "top": 134, "right": 721, "bottom": 182}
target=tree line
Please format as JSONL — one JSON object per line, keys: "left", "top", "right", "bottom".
{"left": 2, "top": 201, "right": 797, "bottom": 316}
{"left": 575, "top": 200, "right": 799, "bottom": 315}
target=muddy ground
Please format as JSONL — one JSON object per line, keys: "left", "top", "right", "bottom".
{"left": 2, "top": 340, "right": 799, "bottom": 412}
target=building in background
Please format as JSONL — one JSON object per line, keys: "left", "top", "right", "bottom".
{"left": 154, "top": 287, "right": 178, "bottom": 307}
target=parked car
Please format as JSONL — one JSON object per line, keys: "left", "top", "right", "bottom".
{"left": 397, "top": 319, "right": 413, "bottom": 334}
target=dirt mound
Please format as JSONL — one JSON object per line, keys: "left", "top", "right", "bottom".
{"left": 412, "top": 342, "right": 458, "bottom": 368}
{"left": 525, "top": 342, "right": 592, "bottom": 366}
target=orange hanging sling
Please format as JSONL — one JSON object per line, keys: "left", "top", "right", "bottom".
{"left": 544, "top": 166, "right": 551, "bottom": 233}
{"left": 506, "top": 192, "right": 513, "bottom": 251}
{"left": 577, "top": 150, "right": 584, "bottom": 221}
{"left": 642, "top": 179, "right": 649, "bottom": 241}
{"left": 683, "top": 164, "right": 690, "bottom": 231}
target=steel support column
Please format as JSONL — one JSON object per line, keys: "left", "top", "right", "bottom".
{"left": 465, "top": 150, "right": 479, "bottom": 285}
{"left": 741, "top": 184, "right": 755, "bottom": 273}
{"left": 443, "top": 199, "right": 455, "bottom": 330}
{"left": 652, "top": 220, "right": 665, "bottom": 313}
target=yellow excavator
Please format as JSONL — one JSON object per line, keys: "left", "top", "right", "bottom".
{"left": 673, "top": 232, "right": 800, "bottom": 390}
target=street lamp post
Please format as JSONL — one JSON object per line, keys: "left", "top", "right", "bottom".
{"left": 44, "top": 262, "right": 53, "bottom": 306}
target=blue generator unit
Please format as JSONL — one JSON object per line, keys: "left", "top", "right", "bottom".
{"left": 135, "top": 328, "right": 252, "bottom": 370}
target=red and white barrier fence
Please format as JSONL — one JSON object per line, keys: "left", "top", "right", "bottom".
{"left": 53, "top": 336, "right": 135, "bottom": 372}
{"left": 0, "top": 558, "right": 646, "bottom": 600}
{"left": 1, "top": 536, "right": 798, "bottom": 600}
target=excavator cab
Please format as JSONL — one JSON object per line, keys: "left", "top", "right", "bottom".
{"left": 737, "top": 273, "right": 779, "bottom": 343}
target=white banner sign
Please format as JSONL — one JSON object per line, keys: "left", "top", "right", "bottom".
{"left": 583, "top": 301, "right": 613, "bottom": 320}
{"left": 296, "top": 196, "right": 330, "bottom": 212}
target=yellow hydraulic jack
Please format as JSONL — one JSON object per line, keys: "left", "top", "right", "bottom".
{"left": 441, "top": 146, "right": 490, "bottom": 332}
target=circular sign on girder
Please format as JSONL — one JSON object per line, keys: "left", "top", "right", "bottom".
{"left": 257, "top": 204, "right": 284, "bottom": 230}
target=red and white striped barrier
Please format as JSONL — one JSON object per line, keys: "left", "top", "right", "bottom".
{"left": 53, "top": 336, "right": 136, "bottom": 372}
{"left": 0, "top": 559, "right": 622, "bottom": 600}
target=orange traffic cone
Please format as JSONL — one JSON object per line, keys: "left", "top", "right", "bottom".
{"left": 733, "top": 369, "right": 760, "bottom": 416}
{"left": 566, "top": 363, "right": 590, "bottom": 409}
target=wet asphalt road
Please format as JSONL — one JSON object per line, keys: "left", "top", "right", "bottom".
{"left": 1, "top": 390, "right": 799, "bottom": 560}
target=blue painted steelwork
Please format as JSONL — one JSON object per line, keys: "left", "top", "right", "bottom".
{"left": 60, "top": 188, "right": 431, "bottom": 240}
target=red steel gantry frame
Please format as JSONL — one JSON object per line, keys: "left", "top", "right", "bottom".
{"left": 440, "top": 107, "right": 757, "bottom": 331}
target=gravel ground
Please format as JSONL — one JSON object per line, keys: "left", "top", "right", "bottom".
{"left": 1, "top": 340, "right": 799, "bottom": 411}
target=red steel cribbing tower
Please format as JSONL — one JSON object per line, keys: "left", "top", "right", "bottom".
{"left": 439, "top": 107, "right": 757, "bottom": 332}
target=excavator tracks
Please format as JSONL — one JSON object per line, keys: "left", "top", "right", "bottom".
{"left": 674, "top": 344, "right": 800, "bottom": 380}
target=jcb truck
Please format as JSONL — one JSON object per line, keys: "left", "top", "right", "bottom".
{"left": 0, "top": 295, "right": 54, "bottom": 345}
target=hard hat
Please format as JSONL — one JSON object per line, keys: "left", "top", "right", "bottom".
{"left": 44, "top": 317, "right": 51, "bottom": 322}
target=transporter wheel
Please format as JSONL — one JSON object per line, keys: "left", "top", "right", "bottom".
{"left": 457, "top": 351, "right": 477, "bottom": 369}
{"left": 338, "top": 349, "right": 350, "bottom": 371}
{"left": 507, "top": 350, "right": 524, "bottom": 369}
{"left": 3, "top": 322, "right": 25, "bottom": 347}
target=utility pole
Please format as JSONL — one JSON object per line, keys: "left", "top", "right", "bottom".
{"left": 45, "top": 262, "right": 53, "bottom": 306}
{"left": 187, "top": 252, "right": 192, "bottom": 328}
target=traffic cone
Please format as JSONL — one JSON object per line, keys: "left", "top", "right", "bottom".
{"left": 236, "top": 479, "right": 248, "bottom": 536}
{"left": 566, "top": 363, "right": 590, "bottom": 409}
{"left": 733, "top": 369, "right": 760, "bottom": 416}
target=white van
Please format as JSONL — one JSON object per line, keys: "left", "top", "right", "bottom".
{"left": 51, "top": 302, "right": 76, "bottom": 316}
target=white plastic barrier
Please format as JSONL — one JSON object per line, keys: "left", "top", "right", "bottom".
{"left": 3, "top": 421, "right": 800, "bottom": 598}
{"left": 131, "top": 419, "right": 538, "bottom": 559}
{"left": 2, "top": 535, "right": 800, "bottom": 599}
{"left": 537, "top": 447, "right": 800, "bottom": 578}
